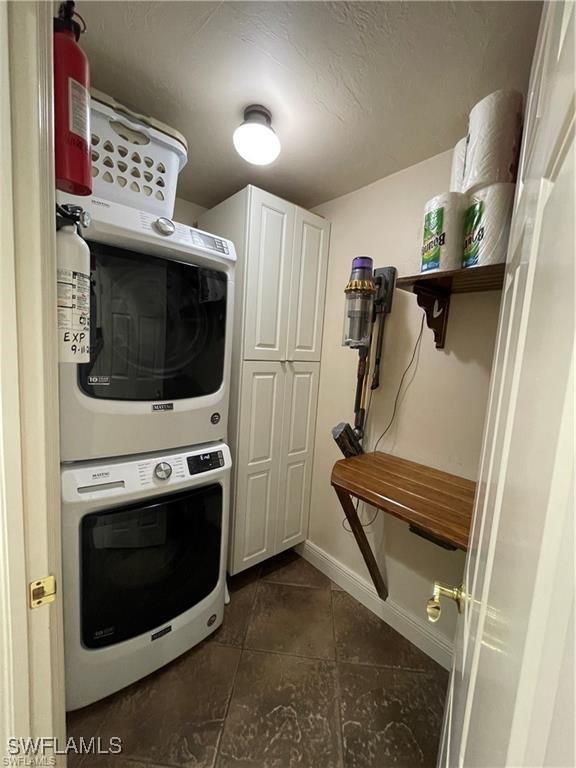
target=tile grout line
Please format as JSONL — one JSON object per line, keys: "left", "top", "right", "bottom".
{"left": 235, "top": 641, "right": 437, "bottom": 674}
{"left": 212, "top": 645, "right": 243, "bottom": 768}
{"left": 241, "top": 642, "right": 337, "bottom": 665}
{"left": 331, "top": 588, "right": 346, "bottom": 768}
{"left": 259, "top": 578, "right": 333, "bottom": 590}
{"left": 335, "top": 658, "right": 443, "bottom": 674}
{"left": 242, "top": 565, "right": 264, "bottom": 646}
{"left": 114, "top": 758, "right": 179, "bottom": 768}
{"left": 213, "top": 566, "right": 261, "bottom": 767}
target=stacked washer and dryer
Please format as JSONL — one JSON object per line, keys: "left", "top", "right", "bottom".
{"left": 58, "top": 94, "right": 236, "bottom": 710}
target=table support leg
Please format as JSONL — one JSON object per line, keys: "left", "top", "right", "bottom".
{"left": 334, "top": 486, "right": 388, "bottom": 601}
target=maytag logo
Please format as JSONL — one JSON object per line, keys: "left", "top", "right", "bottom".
{"left": 152, "top": 403, "right": 174, "bottom": 412}
{"left": 91, "top": 471, "right": 110, "bottom": 480}
{"left": 151, "top": 625, "right": 171, "bottom": 641}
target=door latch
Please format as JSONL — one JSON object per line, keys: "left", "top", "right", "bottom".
{"left": 29, "top": 575, "right": 56, "bottom": 608}
{"left": 427, "top": 581, "right": 465, "bottom": 622}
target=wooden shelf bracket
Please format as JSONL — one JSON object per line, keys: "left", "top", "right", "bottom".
{"left": 395, "top": 263, "right": 506, "bottom": 350}
{"left": 413, "top": 284, "right": 450, "bottom": 349}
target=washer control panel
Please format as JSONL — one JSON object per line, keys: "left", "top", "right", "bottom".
{"left": 187, "top": 450, "right": 224, "bottom": 475}
{"left": 62, "top": 442, "right": 232, "bottom": 504}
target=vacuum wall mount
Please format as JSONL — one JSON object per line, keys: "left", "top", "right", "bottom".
{"left": 334, "top": 257, "right": 397, "bottom": 453}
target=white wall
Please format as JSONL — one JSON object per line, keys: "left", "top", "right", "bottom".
{"left": 308, "top": 150, "right": 501, "bottom": 656}
{"left": 173, "top": 196, "right": 205, "bottom": 226}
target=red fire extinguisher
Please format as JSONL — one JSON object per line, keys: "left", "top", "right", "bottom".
{"left": 54, "top": 1, "right": 92, "bottom": 196}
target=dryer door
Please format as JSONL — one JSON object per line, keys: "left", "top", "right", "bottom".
{"left": 78, "top": 241, "right": 227, "bottom": 401}
{"left": 80, "top": 484, "right": 222, "bottom": 648}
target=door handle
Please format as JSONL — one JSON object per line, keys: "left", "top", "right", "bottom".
{"left": 427, "top": 581, "right": 465, "bottom": 622}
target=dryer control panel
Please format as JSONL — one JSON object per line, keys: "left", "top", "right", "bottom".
{"left": 56, "top": 193, "right": 237, "bottom": 263}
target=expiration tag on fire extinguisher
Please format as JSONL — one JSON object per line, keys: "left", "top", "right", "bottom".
{"left": 68, "top": 78, "right": 90, "bottom": 143}
{"left": 57, "top": 268, "right": 90, "bottom": 363}
{"left": 56, "top": 216, "right": 91, "bottom": 364}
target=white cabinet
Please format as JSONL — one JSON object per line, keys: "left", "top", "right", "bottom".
{"left": 244, "top": 188, "right": 294, "bottom": 360}
{"left": 231, "top": 361, "right": 320, "bottom": 574}
{"left": 288, "top": 209, "right": 330, "bottom": 361}
{"left": 242, "top": 187, "right": 329, "bottom": 362}
{"left": 232, "top": 362, "right": 286, "bottom": 574}
{"left": 198, "top": 186, "right": 330, "bottom": 574}
{"left": 276, "top": 362, "right": 320, "bottom": 550}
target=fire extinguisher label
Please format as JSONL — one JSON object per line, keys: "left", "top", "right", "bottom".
{"left": 68, "top": 78, "right": 90, "bottom": 144}
{"left": 57, "top": 267, "right": 90, "bottom": 362}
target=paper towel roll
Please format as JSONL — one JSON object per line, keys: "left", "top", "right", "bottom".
{"left": 462, "top": 183, "right": 515, "bottom": 268}
{"left": 420, "top": 192, "right": 467, "bottom": 273}
{"left": 449, "top": 137, "right": 467, "bottom": 192}
{"left": 463, "top": 90, "right": 523, "bottom": 193}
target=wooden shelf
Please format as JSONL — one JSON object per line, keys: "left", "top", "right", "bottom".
{"left": 395, "top": 263, "right": 505, "bottom": 348}
{"left": 331, "top": 452, "right": 475, "bottom": 599}
{"left": 396, "top": 263, "right": 505, "bottom": 295}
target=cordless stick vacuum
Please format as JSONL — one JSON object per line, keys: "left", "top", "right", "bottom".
{"left": 332, "top": 257, "right": 397, "bottom": 458}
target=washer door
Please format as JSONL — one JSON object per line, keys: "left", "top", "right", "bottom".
{"left": 80, "top": 484, "right": 222, "bottom": 648}
{"left": 78, "top": 241, "right": 227, "bottom": 401}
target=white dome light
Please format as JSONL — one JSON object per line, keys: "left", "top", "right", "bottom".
{"left": 233, "top": 105, "right": 281, "bottom": 166}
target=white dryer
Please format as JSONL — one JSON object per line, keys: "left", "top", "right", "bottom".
{"left": 61, "top": 442, "right": 231, "bottom": 710}
{"left": 58, "top": 196, "right": 236, "bottom": 462}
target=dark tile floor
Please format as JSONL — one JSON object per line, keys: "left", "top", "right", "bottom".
{"left": 68, "top": 550, "right": 448, "bottom": 768}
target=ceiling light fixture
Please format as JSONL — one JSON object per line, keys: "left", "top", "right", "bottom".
{"left": 233, "top": 105, "right": 281, "bottom": 166}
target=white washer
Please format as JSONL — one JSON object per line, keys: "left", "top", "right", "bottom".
{"left": 58, "top": 195, "right": 236, "bottom": 463}
{"left": 61, "top": 442, "right": 231, "bottom": 710}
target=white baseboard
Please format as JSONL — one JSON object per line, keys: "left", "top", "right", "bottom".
{"left": 297, "top": 540, "right": 453, "bottom": 670}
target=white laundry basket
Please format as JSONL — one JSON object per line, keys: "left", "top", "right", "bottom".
{"left": 89, "top": 89, "right": 187, "bottom": 218}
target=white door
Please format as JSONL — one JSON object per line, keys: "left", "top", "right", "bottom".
{"left": 287, "top": 210, "right": 330, "bottom": 362}
{"left": 244, "top": 187, "right": 295, "bottom": 361}
{"left": 276, "top": 362, "right": 320, "bottom": 550}
{"left": 1, "top": 1, "right": 66, "bottom": 755}
{"left": 441, "top": 4, "right": 574, "bottom": 766}
{"left": 231, "top": 361, "right": 286, "bottom": 574}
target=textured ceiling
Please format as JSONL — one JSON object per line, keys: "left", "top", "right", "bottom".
{"left": 81, "top": 1, "right": 542, "bottom": 209}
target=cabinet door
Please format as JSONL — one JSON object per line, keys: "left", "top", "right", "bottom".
{"left": 276, "top": 362, "right": 320, "bottom": 551}
{"left": 244, "top": 188, "right": 295, "bottom": 360}
{"left": 231, "top": 361, "right": 285, "bottom": 574}
{"left": 287, "top": 209, "right": 330, "bottom": 361}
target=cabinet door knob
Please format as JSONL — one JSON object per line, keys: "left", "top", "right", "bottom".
{"left": 427, "top": 581, "right": 465, "bottom": 622}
